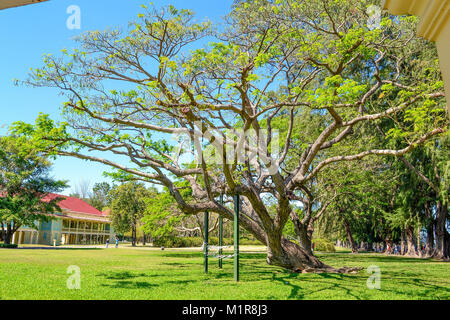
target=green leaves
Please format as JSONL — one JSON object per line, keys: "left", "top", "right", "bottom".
{"left": 142, "top": 191, "right": 182, "bottom": 238}
{"left": 10, "top": 113, "right": 71, "bottom": 158}
{"left": 109, "top": 182, "right": 151, "bottom": 235}
{"left": 306, "top": 75, "right": 366, "bottom": 108}
{"left": 0, "top": 136, "right": 68, "bottom": 239}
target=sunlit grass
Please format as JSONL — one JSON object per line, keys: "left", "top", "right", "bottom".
{"left": 0, "top": 247, "right": 448, "bottom": 300}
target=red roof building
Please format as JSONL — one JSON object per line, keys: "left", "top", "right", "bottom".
{"left": 42, "top": 193, "right": 104, "bottom": 216}
{"left": 11, "top": 193, "right": 114, "bottom": 246}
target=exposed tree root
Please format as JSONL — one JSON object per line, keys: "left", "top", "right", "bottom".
{"left": 295, "top": 266, "right": 364, "bottom": 274}
{"left": 268, "top": 238, "right": 364, "bottom": 274}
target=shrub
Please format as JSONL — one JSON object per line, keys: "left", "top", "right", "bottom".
{"left": 312, "top": 238, "right": 336, "bottom": 253}
{"left": 152, "top": 236, "right": 263, "bottom": 248}
{"left": 0, "top": 243, "right": 18, "bottom": 248}
{"left": 239, "top": 238, "right": 263, "bottom": 246}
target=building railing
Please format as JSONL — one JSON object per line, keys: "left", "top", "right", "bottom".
{"left": 61, "top": 227, "right": 111, "bottom": 234}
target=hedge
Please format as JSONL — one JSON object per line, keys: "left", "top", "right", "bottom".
{"left": 0, "top": 243, "right": 18, "bottom": 248}
{"left": 312, "top": 238, "right": 336, "bottom": 253}
{"left": 152, "top": 236, "right": 263, "bottom": 248}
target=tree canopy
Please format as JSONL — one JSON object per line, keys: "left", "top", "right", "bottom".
{"left": 109, "top": 181, "right": 151, "bottom": 246}
{"left": 0, "top": 136, "right": 68, "bottom": 244}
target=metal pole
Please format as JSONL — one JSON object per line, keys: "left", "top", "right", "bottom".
{"left": 233, "top": 194, "right": 240, "bottom": 282}
{"left": 204, "top": 211, "right": 209, "bottom": 274}
{"left": 219, "top": 194, "right": 224, "bottom": 269}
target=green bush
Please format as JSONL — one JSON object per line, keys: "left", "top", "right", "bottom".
{"left": 152, "top": 236, "right": 263, "bottom": 248}
{"left": 239, "top": 238, "right": 263, "bottom": 245}
{"left": 312, "top": 238, "right": 336, "bottom": 253}
{"left": 152, "top": 236, "right": 202, "bottom": 248}
{"left": 0, "top": 243, "right": 18, "bottom": 248}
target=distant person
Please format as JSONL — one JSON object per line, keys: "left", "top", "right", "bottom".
{"left": 115, "top": 237, "right": 119, "bottom": 248}
{"left": 106, "top": 238, "right": 110, "bottom": 248}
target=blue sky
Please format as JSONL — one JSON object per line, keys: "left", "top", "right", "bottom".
{"left": 0, "top": 0, "right": 232, "bottom": 195}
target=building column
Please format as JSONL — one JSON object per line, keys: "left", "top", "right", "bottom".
{"left": 76, "top": 220, "right": 79, "bottom": 244}
{"left": 436, "top": 23, "right": 450, "bottom": 109}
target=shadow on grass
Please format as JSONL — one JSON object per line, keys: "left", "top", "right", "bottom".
{"left": 240, "top": 253, "right": 266, "bottom": 259}
{"left": 161, "top": 262, "right": 193, "bottom": 268}
{"left": 97, "top": 270, "right": 203, "bottom": 290}
{"left": 271, "top": 271, "right": 366, "bottom": 300}
{"left": 101, "top": 280, "right": 158, "bottom": 289}
{"left": 97, "top": 271, "right": 153, "bottom": 280}
{"left": 316, "top": 273, "right": 346, "bottom": 280}
{"left": 97, "top": 271, "right": 161, "bottom": 290}
{"left": 94, "top": 253, "right": 448, "bottom": 298}
{"left": 159, "top": 252, "right": 203, "bottom": 259}
{"left": 271, "top": 273, "right": 305, "bottom": 299}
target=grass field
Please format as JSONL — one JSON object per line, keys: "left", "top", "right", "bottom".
{"left": 0, "top": 246, "right": 449, "bottom": 300}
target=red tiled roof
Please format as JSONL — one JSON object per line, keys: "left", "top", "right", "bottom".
{"left": 42, "top": 194, "right": 103, "bottom": 216}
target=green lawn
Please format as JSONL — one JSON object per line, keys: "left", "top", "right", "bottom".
{"left": 0, "top": 247, "right": 448, "bottom": 300}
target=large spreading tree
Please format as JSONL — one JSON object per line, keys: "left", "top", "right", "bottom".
{"left": 12, "top": 0, "right": 447, "bottom": 271}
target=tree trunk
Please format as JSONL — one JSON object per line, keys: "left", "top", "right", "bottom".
{"left": 296, "top": 223, "right": 313, "bottom": 255}
{"left": 417, "top": 225, "right": 423, "bottom": 257}
{"left": 405, "top": 225, "right": 418, "bottom": 256}
{"left": 3, "top": 224, "right": 14, "bottom": 245}
{"left": 423, "top": 202, "right": 435, "bottom": 257}
{"left": 143, "top": 232, "right": 146, "bottom": 246}
{"left": 131, "top": 226, "right": 136, "bottom": 247}
{"left": 0, "top": 222, "right": 4, "bottom": 242}
{"left": 424, "top": 225, "right": 435, "bottom": 257}
{"left": 343, "top": 218, "right": 358, "bottom": 253}
{"left": 400, "top": 230, "right": 407, "bottom": 255}
{"left": 289, "top": 212, "right": 313, "bottom": 255}
{"left": 265, "top": 236, "right": 362, "bottom": 273}
{"left": 216, "top": 203, "right": 363, "bottom": 274}
{"left": 434, "top": 201, "right": 449, "bottom": 260}
{"left": 4, "top": 232, "right": 12, "bottom": 245}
